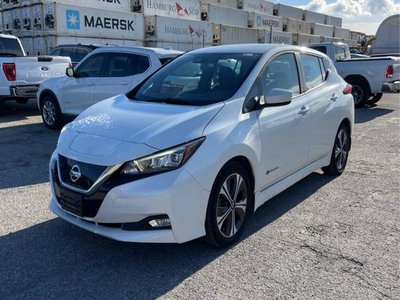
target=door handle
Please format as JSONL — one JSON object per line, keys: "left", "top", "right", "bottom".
{"left": 87, "top": 82, "right": 95, "bottom": 86}
{"left": 298, "top": 105, "right": 310, "bottom": 116}
{"left": 331, "top": 94, "right": 338, "bottom": 101}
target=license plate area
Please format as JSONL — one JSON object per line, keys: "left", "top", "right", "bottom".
{"left": 59, "top": 189, "right": 83, "bottom": 217}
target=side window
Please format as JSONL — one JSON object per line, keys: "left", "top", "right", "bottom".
{"left": 260, "top": 53, "right": 300, "bottom": 97}
{"left": 104, "top": 53, "right": 150, "bottom": 77}
{"left": 300, "top": 54, "right": 324, "bottom": 90}
{"left": 72, "top": 48, "right": 90, "bottom": 63}
{"left": 335, "top": 47, "right": 347, "bottom": 61}
{"left": 76, "top": 53, "right": 108, "bottom": 78}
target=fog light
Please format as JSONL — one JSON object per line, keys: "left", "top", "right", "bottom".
{"left": 149, "top": 218, "right": 171, "bottom": 228}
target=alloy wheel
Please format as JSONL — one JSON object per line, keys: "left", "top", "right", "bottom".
{"left": 352, "top": 85, "right": 364, "bottom": 105}
{"left": 43, "top": 100, "right": 56, "bottom": 126}
{"left": 335, "top": 129, "right": 349, "bottom": 171}
{"left": 216, "top": 173, "right": 247, "bottom": 238}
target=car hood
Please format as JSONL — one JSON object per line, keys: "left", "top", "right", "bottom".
{"left": 63, "top": 94, "right": 224, "bottom": 150}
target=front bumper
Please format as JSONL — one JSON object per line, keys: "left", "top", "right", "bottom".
{"left": 50, "top": 159, "right": 210, "bottom": 244}
{"left": 382, "top": 80, "right": 400, "bottom": 93}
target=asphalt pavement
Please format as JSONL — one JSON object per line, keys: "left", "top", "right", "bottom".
{"left": 0, "top": 94, "right": 399, "bottom": 299}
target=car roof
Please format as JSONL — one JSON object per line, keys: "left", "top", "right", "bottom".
{"left": 0, "top": 34, "right": 19, "bottom": 40}
{"left": 91, "top": 46, "right": 183, "bottom": 57}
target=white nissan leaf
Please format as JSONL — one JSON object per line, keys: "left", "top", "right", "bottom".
{"left": 50, "top": 44, "right": 354, "bottom": 247}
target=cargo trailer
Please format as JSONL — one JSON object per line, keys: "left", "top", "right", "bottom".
{"left": 325, "top": 15, "right": 342, "bottom": 27}
{"left": 213, "top": 24, "right": 264, "bottom": 45}
{"left": 145, "top": 15, "right": 213, "bottom": 47}
{"left": 249, "top": 12, "right": 283, "bottom": 31}
{"left": 282, "top": 17, "right": 311, "bottom": 34}
{"left": 131, "top": 0, "right": 201, "bottom": 21}
{"left": 311, "top": 23, "right": 333, "bottom": 37}
{"left": 201, "top": 4, "right": 248, "bottom": 27}
{"left": 237, "top": 0, "right": 273, "bottom": 15}
{"left": 273, "top": 3, "right": 303, "bottom": 20}
{"left": 293, "top": 33, "right": 322, "bottom": 45}
{"left": 303, "top": 10, "right": 326, "bottom": 24}
{"left": 41, "top": 3, "right": 144, "bottom": 41}
{"left": 334, "top": 26, "right": 351, "bottom": 39}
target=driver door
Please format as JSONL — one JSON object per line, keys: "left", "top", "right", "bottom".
{"left": 60, "top": 53, "right": 108, "bottom": 115}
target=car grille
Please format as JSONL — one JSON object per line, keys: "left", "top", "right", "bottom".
{"left": 58, "top": 155, "right": 107, "bottom": 190}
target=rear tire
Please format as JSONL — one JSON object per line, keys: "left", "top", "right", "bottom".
{"left": 322, "top": 124, "right": 351, "bottom": 176}
{"left": 204, "top": 162, "right": 252, "bottom": 247}
{"left": 40, "top": 95, "right": 63, "bottom": 129}
{"left": 367, "top": 93, "right": 383, "bottom": 104}
{"left": 347, "top": 78, "right": 370, "bottom": 108}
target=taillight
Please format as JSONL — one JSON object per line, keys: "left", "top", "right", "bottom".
{"left": 68, "top": 62, "right": 73, "bottom": 68}
{"left": 343, "top": 84, "right": 352, "bottom": 95}
{"left": 2, "top": 63, "right": 16, "bottom": 81}
{"left": 385, "top": 65, "right": 393, "bottom": 78}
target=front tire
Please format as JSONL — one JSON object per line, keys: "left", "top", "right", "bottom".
{"left": 322, "top": 124, "right": 350, "bottom": 176}
{"left": 204, "top": 162, "right": 252, "bottom": 247}
{"left": 40, "top": 95, "right": 63, "bottom": 129}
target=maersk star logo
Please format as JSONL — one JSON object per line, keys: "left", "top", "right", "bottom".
{"left": 66, "top": 10, "right": 80, "bottom": 29}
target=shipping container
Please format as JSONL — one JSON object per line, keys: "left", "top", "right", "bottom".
{"left": 2, "top": 0, "right": 21, "bottom": 11}
{"left": 145, "top": 40, "right": 211, "bottom": 52}
{"left": 325, "top": 15, "right": 342, "bottom": 27}
{"left": 33, "top": 35, "right": 144, "bottom": 55}
{"left": 28, "top": 0, "right": 132, "bottom": 12}
{"left": 343, "top": 39, "right": 357, "bottom": 47}
{"left": 249, "top": 12, "right": 282, "bottom": 31}
{"left": 145, "top": 15, "right": 213, "bottom": 46}
{"left": 293, "top": 33, "right": 322, "bottom": 45}
{"left": 12, "top": 7, "right": 22, "bottom": 30}
{"left": 200, "top": 0, "right": 238, "bottom": 9}
{"left": 264, "top": 30, "right": 293, "bottom": 44}
{"left": 303, "top": 10, "right": 326, "bottom": 24}
{"left": 334, "top": 26, "right": 350, "bottom": 39}
{"left": 320, "top": 36, "right": 343, "bottom": 43}
{"left": 213, "top": 24, "right": 263, "bottom": 45}
{"left": 20, "top": 36, "right": 34, "bottom": 55}
{"left": 132, "top": 0, "right": 200, "bottom": 21}
{"left": 273, "top": 3, "right": 303, "bottom": 20}
{"left": 311, "top": 23, "right": 333, "bottom": 37}
{"left": 201, "top": 3, "right": 248, "bottom": 27}
{"left": 282, "top": 17, "right": 311, "bottom": 34}
{"left": 3, "top": 9, "right": 12, "bottom": 31}
{"left": 41, "top": 3, "right": 144, "bottom": 41}
{"left": 31, "top": 4, "right": 44, "bottom": 30}
{"left": 237, "top": 0, "right": 273, "bottom": 15}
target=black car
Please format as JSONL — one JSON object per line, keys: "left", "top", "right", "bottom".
{"left": 49, "top": 43, "right": 116, "bottom": 67}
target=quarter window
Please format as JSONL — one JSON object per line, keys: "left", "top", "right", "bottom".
{"left": 300, "top": 54, "right": 324, "bottom": 90}
{"left": 260, "top": 53, "right": 300, "bottom": 96}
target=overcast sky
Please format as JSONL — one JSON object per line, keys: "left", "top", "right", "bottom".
{"left": 276, "top": 0, "right": 400, "bottom": 34}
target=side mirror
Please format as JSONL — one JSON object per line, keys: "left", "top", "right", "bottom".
{"left": 66, "top": 67, "right": 75, "bottom": 77}
{"left": 264, "top": 88, "right": 292, "bottom": 106}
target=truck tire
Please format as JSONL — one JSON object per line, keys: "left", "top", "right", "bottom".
{"left": 347, "top": 78, "right": 370, "bottom": 108}
{"left": 367, "top": 93, "right": 383, "bottom": 104}
{"left": 16, "top": 99, "right": 29, "bottom": 104}
{"left": 40, "top": 95, "right": 63, "bottom": 129}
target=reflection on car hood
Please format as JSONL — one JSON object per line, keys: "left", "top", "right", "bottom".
{"left": 64, "top": 94, "right": 224, "bottom": 150}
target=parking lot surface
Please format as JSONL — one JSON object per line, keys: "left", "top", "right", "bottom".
{"left": 0, "top": 94, "right": 399, "bottom": 299}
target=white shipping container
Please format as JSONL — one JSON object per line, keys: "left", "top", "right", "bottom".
{"left": 20, "top": 36, "right": 34, "bottom": 55}
{"left": 132, "top": 0, "right": 200, "bottom": 21}
{"left": 237, "top": 0, "right": 273, "bottom": 15}
{"left": 12, "top": 8, "right": 22, "bottom": 30}
{"left": 321, "top": 36, "right": 343, "bottom": 43}
{"left": 3, "top": 10, "right": 13, "bottom": 31}
{"left": 201, "top": 4, "right": 248, "bottom": 27}
{"left": 21, "top": 6, "right": 31, "bottom": 30}
{"left": 264, "top": 30, "right": 293, "bottom": 44}
{"left": 2, "top": 1, "right": 21, "bottom": 10}
{"left": 325, "top": 15, "right": 342, "bottom": 27}
{"left": 31, "top": 4, "right": 44, "bottom": 30}
{"left": 311, "top": 23, "right": 333, "bottom": 37}
{"left": 303, "top": 10, "right": 326, "bottom": 24}
{"left": 282, "top": 18, "right": 311, "bottom": 34}
{"left": 33, "top": 35, "right": 144, "bottom": 55}
{"left": 145, "top": 15, "right": 213, "bottom": 45}
{"left": 293, "top": 33, "right": 322, "bottom": 45}
{"left": 200, "top": 0, "right": 238, "bottom": 9}
{"left": 146, "top": 40, "right": 212, "bottom": 52}
{"left": 334, "top": 26, "right": 350, "bottom": 39}
{"left": 28, "top": 0, "right": 131, "bottom": 12}
{"left": 43, "top": 3, "right": 144, "bottom": 41}
{"left": 273, "top": 3, "right": 303, "bottom": 20}
{"left": 213, "top": 24, "right": 263, "bottom": 45}
{"left": 249, "top": 12, "right": 283, "bottom": 31}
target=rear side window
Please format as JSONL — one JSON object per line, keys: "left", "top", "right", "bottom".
{"left": 260, "top": 53, "right": 300, "bottom": 96}
{"left": 300, "top": 54, "right": 324, "bottom": 90}
{"left": 104, "top": 53, "right": 150, "bottom": 77}
{"left": 0, "top": 38, "right": 24, "bottom": 57}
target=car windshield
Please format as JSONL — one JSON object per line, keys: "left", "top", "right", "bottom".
{"left": 131, "top": 52, "right": 262, "bottom": 106}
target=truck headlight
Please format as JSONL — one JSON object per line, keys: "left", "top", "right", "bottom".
{"left": 121, "top": 137, "right": 205, "bottom": 176}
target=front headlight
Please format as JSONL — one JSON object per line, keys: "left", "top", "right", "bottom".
{"left": 121, "top": 137, "right": 205, "bottom": 176}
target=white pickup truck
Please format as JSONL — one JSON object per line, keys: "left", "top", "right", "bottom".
{"left": 309, "top": 42, "right": 400, "bottom": 107}
{"left": 0, "top": 34, "right": 71, "bottom": 104}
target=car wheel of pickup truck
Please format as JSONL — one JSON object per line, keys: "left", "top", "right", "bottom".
{"left": 348, "top": 78, "right": 370, "bottom": 107}
{"left": 368, "top": 93, "right": 383, "bottom": 104}
{"left": 40, "top": 96, "right": 63, "bottom": 129}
